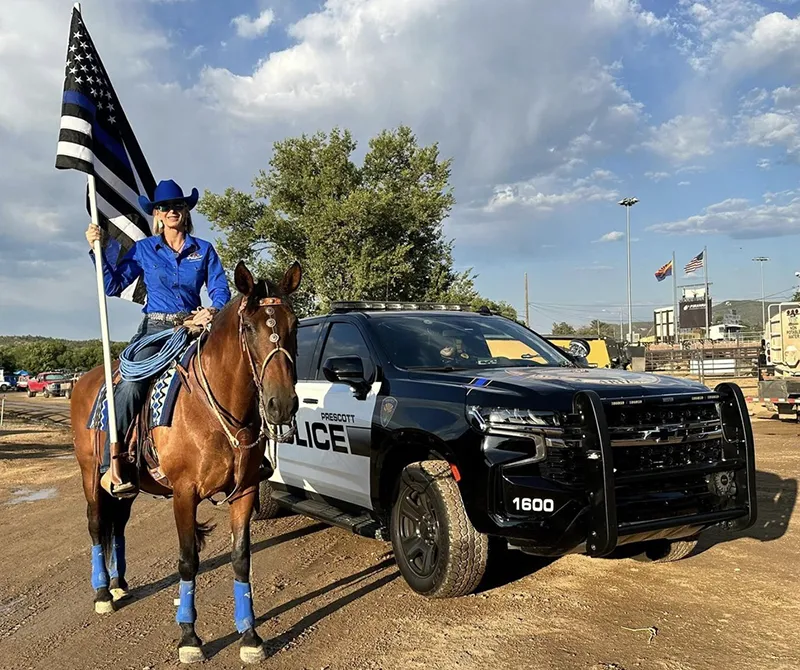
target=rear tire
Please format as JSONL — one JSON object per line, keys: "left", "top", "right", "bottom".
{"left": 390, "top": 460, "right": 488, "bottom": 598}
{"left": 27, "top": 390, "right": 35, "bottom": 398}
{"left": 640, "top": 538, "right": 699, "bottom": 563}
{"left": 43, "top": 390, "right": 50, "bottom": 398}
{"left": 252, "top": 479, "right": 282, "bottom": 521}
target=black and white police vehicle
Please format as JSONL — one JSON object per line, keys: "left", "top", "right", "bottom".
{"left": 258, "top": 302, "right": 757, "bottom": 598}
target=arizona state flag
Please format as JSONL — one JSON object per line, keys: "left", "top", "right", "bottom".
{"left": 654, "top": 259, "right": 673, "bottom": 282}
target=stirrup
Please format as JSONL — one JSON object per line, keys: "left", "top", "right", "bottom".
{"left": 100, "top": 471, "right": 138, "bottom": 499}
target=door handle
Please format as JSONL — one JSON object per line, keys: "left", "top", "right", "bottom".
{"left": 302, "top": 398, "right": 318, "bottom": 405}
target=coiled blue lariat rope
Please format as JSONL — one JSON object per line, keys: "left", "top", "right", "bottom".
{"left": 119, "top": 328, "right": 190, "bottom": 381}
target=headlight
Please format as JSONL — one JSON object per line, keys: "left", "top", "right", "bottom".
{"left": 467, "top": 406, "right": 560, "bottom": 434}
{"left": 467, "top": 406, "right": 564, "bottom": 463}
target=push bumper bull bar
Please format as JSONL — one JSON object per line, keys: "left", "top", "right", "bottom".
{"left": 575, "top": 382, "right": 758, "bottom": 558}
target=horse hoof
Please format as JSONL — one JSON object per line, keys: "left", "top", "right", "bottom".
{"left": 179, "top": 646, "right": 205, "bottom": 664}
{"left": 110, "top": 587, "right": 130, "bottom": 602}
{"left": 240, "top": 644, "right": 266, "bottom": 664}
{"left": 94, "top": 600, "right": 114, "bottom": 614}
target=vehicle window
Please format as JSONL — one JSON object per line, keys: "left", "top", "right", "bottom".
{"left": 318, "top": 322, "right": 374, "bottom": 380}
{"left": 296, "top": 323, "right": 322, "bottom": 381}
{"left": 371, "top": 314, "right": 572, "bottom": 370}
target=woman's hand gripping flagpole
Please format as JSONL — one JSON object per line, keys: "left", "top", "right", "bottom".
{"left": 86, "top": 173, "right": 126, "bottom": 494}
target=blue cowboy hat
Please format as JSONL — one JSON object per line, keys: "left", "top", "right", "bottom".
{"left": 138, "top": 179, "right": 199, "bottom": 216}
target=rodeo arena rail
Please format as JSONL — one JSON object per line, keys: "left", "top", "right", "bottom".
{"left": 644, "top": 340, "right": 763, "bottom": 380}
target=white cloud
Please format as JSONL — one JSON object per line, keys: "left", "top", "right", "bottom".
{"left": 232, "top": 9, "right": 276, "bottom": 38}
{"left": 576, "top": 263, "right": 615, "bottom": 271}
{"left": 642, "top": 115, "right": 720, "bottom": 162}
{"left": 678, "top": 180, "right": 691, "bottom": 186}
{"left": 649, "top": 191, "right": 800, "bottom": 239}
{"left": 484, "top": 169, "right": 620, "bottom": 213}
{"left": 721, "top": 12, "right": 800, "bottom": 74}
{"left": 757, "top": 158, "right": 771, "bottom": 169}
{"left": 592, "top": 0, "right": 670, "bottom": 32}
{"left": 198, "top": 1, "right": 646, "bottom": 186}
{"left": 594, "top": 230, "right": 625, "bottom": 243}
{"left": 644, "top": 170, "right": 670, "bottom": 181}
{"left": 734, "top": 85, "right": 800, "bottom": 159}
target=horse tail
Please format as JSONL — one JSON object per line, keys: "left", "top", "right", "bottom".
{"left": 195, "top": 519, "right": 215, "bottom": 553}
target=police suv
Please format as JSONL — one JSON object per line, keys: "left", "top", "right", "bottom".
{"left": 258, "top": 302, "right": 757, "bottom": 598}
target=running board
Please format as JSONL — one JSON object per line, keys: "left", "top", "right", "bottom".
{"left": 271, "top": 491, "right": 387, "bottom": 540}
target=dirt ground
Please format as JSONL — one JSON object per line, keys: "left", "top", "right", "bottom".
{"left": 0, "top": 391, "right": 797, "bottom": 670}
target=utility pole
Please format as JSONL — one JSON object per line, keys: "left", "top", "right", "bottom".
{"left": 753, "top": 257, "right": 770, "bottom": 328}
{"left": 524, "top": 272, "right": 530, "bottom": 328}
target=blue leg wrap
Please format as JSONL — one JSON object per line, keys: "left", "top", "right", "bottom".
{"left": 108, "top": 536, "right": 126, "bottom": 581}
{"left": 176, "top": 580, "right": 197, "bottom": 624}
{"left": 234, "top": 580, "right": 255, "bottom": 633}
{"left": 91, "top": 544, "right": 109, "bottom": 590}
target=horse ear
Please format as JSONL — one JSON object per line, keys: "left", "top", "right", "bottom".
{"left": 279, "top": 261, "right": 302, "bottom": 296}
{"left": 234, "top": 261, "right": 255, "bottom": 296}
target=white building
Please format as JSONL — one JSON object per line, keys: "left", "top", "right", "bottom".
{"left": 654, "top": 306, "right": 675, "bottom": 343}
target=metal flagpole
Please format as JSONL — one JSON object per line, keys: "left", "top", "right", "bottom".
{"left": 704, "top": 246, "right": 710, "bottom": 339}
{"left": 524, "top": 273, "right": 530, "bottom": 328}
{"left": 672, "top": 250, "right": 678, "bottom": 344}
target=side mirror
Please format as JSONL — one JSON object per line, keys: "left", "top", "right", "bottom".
{"left": 567, "top": 338, "right": 591, "bottom": 368}
{"left": 322, "top": 356, "right": 369, "bottom": 396}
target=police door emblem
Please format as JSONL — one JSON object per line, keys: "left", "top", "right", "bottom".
{"left": 380, "top": 397, "right": 398, "bottom": 427}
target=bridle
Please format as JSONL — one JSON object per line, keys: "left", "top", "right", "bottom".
{"left": 237, "top": 296, "right": 297, "bottom": 443}
{"left": 194, "top": 295, "right": 298, "bottom": 453}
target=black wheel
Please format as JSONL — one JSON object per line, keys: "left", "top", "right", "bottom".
{"left": 27, "top": 390, "right": 35, "bottom": 398}
{"left": 639, "top": 537, "right": 699, "bottom": 563}
{"left": 390, "top": 460, "right": 488, "bottom": 598}
{"left": 252, "top": 478, "right": 283, "bottom": 521}
{"left": 43, "top": 389, "right": 50, "bottom": 399}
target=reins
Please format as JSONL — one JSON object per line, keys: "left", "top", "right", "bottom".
{"left": 191, "top": 295, "right": 297, "bottom": 505}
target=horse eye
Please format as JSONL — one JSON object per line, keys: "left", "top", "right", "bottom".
{"left": 243, "top": 322, "right": 255, "bottom": 333}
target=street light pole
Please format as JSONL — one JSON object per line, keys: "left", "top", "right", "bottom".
{"left": 752, "top": 257, "right": 770, "bottom": 327}
{"left": 618, "top": 197, "right": 639, "bottom": 343}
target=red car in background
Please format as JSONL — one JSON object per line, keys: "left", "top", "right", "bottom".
{"left": 27, "top": 372, "right": 74, "bottom": 399}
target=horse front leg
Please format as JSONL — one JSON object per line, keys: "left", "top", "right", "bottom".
{"left": 85, "top": 493, "right": 114, "bottom": 614}
{"left": 172, "top": 488, "right": 204, "bottom": 664}
{"left": 108, "top": 496, "right": 134, "bottom": 602}
{"left": 230, "top": 487, "right": 265, "bottom": 664}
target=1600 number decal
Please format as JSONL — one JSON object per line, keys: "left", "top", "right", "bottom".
{"left": 512, "top": 497, "right": 555, "bottom": 512}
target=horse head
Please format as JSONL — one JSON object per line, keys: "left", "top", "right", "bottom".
{"left": 233, "top": 260, "right": 302, "bottom": 434}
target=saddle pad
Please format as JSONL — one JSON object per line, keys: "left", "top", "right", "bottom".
{"left": 87, "top": 341, "right": 198, "bottom": 432}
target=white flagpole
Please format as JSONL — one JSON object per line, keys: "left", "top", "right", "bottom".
{"left": 672, "top": 250, "right": 677, "bottom": 343}
{"left": 87, "top": 174, "right": 119, "bottom": 450}
{"left": 704, "top": 246, "right": 710, "bottom": 339}
{"left": 77, "top": 2, "right": 120, "bottom": 471}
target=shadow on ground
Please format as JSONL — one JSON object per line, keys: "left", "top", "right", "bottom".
{"left": 205, "top": 558, "right": 398, "bottom": 660}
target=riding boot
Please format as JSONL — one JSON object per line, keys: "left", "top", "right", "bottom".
{"left": 100, "top": 441, "right": 138, "bottom": 498}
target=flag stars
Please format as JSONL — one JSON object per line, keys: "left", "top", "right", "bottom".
{"left": 98, "top": 101, "right": 105, "bottom": 110}
{"left": 73, "top": 31, "right": 82, "bottom": 39}
{"left": 107, "top": 102, "right": 115, "bottom": 112}
{"left": 74, "top": 76, "right": 83, "bottom": 84}
{"left": 69, "top": 44, "right": 77, "bottom": 53}
{"left": 79, "top": 41, "right": 88, "bottom": 49}
{"left": 108, "top": 116, "right": 116, "bottom": 124}
{"left": 75, "top": 54, "right": 83, "bottom": 61}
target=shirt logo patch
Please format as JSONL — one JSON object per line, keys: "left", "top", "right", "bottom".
{"left": 186, "top": 252, "right": 203, "bottom": 261}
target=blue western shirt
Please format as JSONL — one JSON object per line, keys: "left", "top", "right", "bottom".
{"left": 90, "top": 234, "right": 232, "bottom": 313}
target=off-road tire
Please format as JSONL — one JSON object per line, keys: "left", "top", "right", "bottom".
{"left": 252, "top": 478, "right": 282, "bottom": 521}
{"left": 641, "top": 538, "right": 699, "bottom": 563}
{"left": 390, "top": 460, "right": 488, "bottom": 598}
{"left": 43, "top": 389, "right": 50, "bottom": 398}
{"left": 27, "top": 390, "right": 35, "bottom": 398}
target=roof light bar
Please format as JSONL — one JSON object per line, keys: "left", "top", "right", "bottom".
{"left": 329, "top": 301, "right": 472, "bottom": 313}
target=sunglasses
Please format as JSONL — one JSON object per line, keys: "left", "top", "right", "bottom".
{"left": 154, "top": 201, "right": 188, "bottom": 212}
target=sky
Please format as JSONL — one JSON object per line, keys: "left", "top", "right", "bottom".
{"left": 2, "top": 0, "right": 800, "bottom": 340}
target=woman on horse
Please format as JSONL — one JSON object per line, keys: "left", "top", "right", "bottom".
{"left": 85, "top": 179, "right": 231, "bottom": 496}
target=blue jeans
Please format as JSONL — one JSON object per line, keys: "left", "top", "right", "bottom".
{"left": 100, "top": 318, "right": 173, "bottom": 473}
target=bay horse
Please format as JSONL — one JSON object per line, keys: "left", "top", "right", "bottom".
{"left": 71, "top": 260, "right": 301, "bottom": 664}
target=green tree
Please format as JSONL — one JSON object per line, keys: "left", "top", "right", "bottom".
{"left": 577, "top": 320, "right": 617, "bottom": 338}
{"left": 199, "top": 126, "right": 507, "bottom": 316}
{"left": 551, "top": 322, "right": 576, "bottom": 335}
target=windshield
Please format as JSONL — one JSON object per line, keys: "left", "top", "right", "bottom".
{"left": 370, "top": 313, "right": 572, "bottom": 370}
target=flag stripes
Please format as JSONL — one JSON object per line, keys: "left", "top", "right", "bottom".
{"left": 55, "top": 6, "right": 155, "bottom": 305}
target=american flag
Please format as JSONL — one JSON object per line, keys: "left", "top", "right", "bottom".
{"left": 684, "top": 251, "right": 704, "bottom": 275}
{"left": 55, "top": 6, "right": 155, "bottom": 304}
